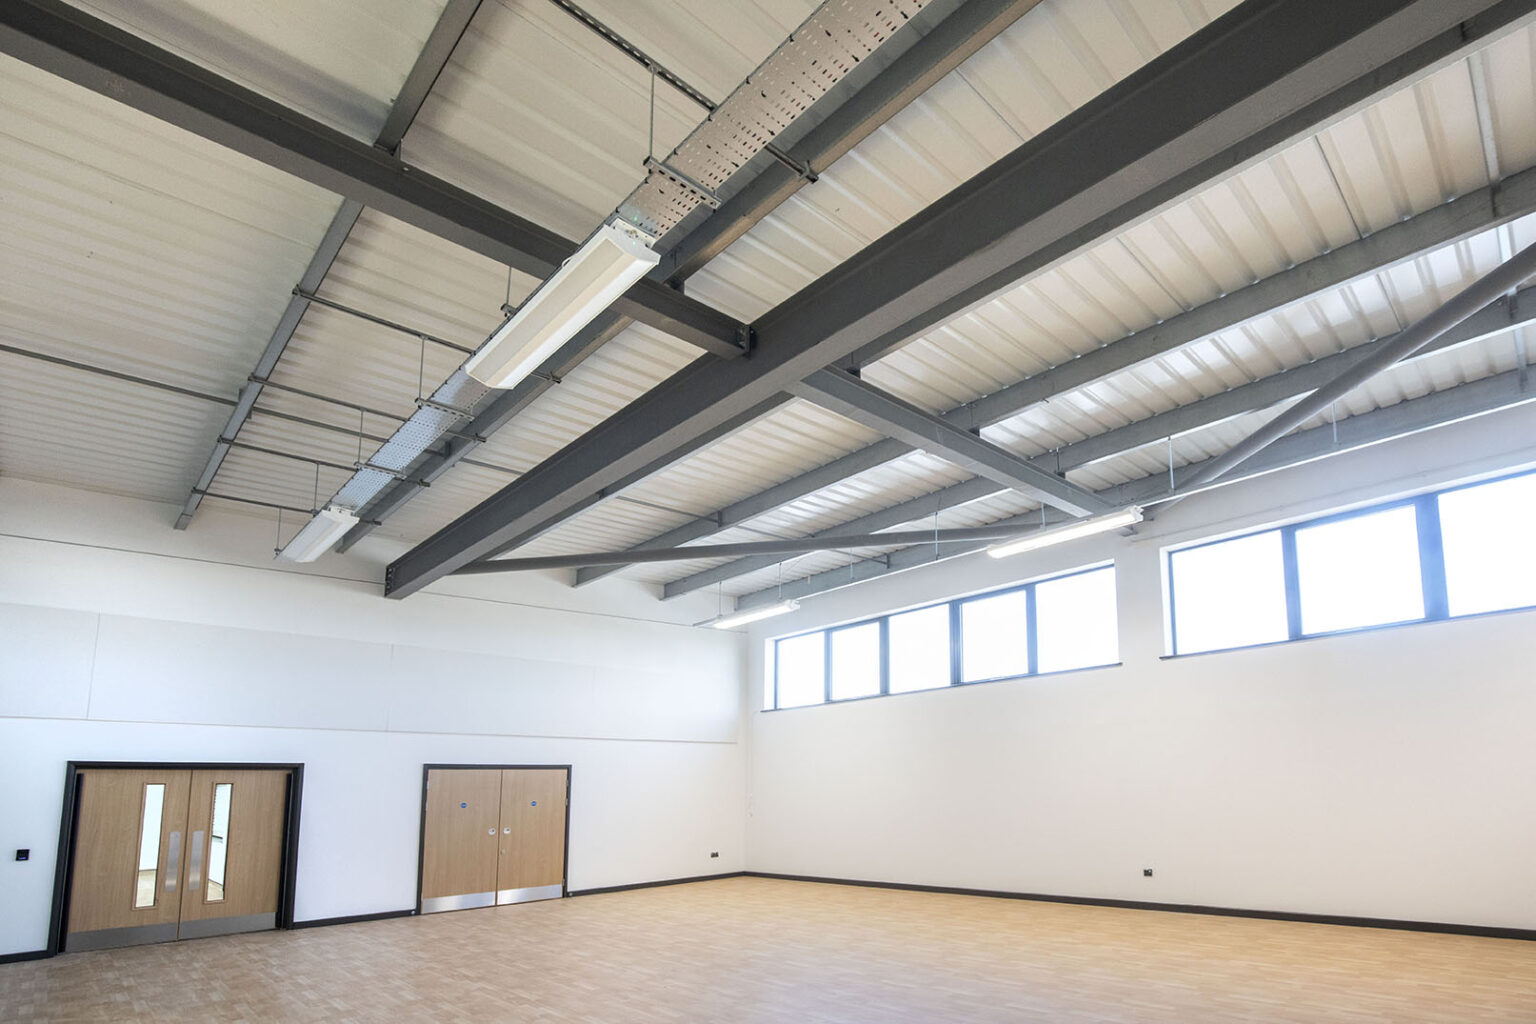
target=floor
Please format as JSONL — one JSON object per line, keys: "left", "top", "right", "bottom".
{"left": 2, "top": 877, "right": 1533, "bottom": 1023}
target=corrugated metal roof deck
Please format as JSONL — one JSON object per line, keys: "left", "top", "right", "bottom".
{"left": 3, "top": 0, "right": 1534, "bottom": 604}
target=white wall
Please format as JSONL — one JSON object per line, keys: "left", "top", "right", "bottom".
{"left": 0, "top": 479, "right": 748, "bottom": 956}
{"left": 745, "top": 403, "right": 1536, "bottom": 930}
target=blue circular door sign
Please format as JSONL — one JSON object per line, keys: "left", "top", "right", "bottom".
{"left": 460, "top": 802, "right": 467, "bottom": 808}
{"left": 531, "top": 800, "right": 537, "bottom": 806}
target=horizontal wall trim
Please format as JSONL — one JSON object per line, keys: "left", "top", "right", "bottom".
{"left": 0, "top": 948, "right": 51, "bottom": 964}
{"left": 741, "top": 873, "right": 1536, "bottom": 942}
{"left": 568, "top": 871, "right": 746, "bottom": 897}
{"left": 291, "top": 908, "right": 416, "bottom": 930}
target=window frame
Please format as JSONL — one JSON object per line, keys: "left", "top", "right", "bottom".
{"left": 768, "top": 563, "right": 1117, "bottom": 710}
{"left": 1167, "top": 468, "right": 1536, "bottom": 657}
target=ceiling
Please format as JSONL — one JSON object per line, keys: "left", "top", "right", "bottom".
{"left": 2, "top": 0, "right": 1534, "bottom": 608}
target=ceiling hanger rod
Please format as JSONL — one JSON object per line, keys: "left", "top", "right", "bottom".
{"left": 545, "top": 0, "right": 814, "bottom": 180}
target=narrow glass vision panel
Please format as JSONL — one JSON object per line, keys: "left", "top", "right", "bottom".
{"left": 1439, "top": 473, "right": 1536, "bottom": 617}
{"left": 960, "top": 590, "right": 1028, "bottom": 682}
{"left": 135, "top": 783, "right": 165, "bottom": 909}
{"left": 1036, "top": 567, "right": 1118, "bottom": 673}
{"left": 829, "top": 622, "right": 881, "bottom": 700}
{"left": 888, "top": 605, "right": 951, "bottom": 693}
{"left": 1170, "top": 531, "right": 1289, "bottom": 654}
{"left": 1295, "top": 505, "right": 1423, "bottom": 635}
{"left": 776, "top": 631, "right": 826, "bottom": 708}
{"left": 206, "top": 782, "right": 232, "bottom": 902}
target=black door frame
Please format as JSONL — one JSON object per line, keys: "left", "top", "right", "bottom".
{"left": 416, "top": 764, "right": 572, "bottom": 914}
{"left": 49, "top": 761, "right": 305, "bottom": 956}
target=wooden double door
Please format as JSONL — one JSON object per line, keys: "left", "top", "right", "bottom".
{"left": 65, "top": 767, "right": 291, "bottom": 951}
{"left": 420, "top": 766, "right": 568, "bottom": 913}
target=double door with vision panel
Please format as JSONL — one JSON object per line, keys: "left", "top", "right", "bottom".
{"left": 420, "top": 766, "right": 568, "bottom": 913}
{"left": 65, "top": 767, "right": 291, "bottom": 951}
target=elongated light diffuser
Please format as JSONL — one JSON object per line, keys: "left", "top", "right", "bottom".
{"left": 277, "top": 505, "right": 358, "bottom": 563}
{"left": 465, "top": 220, "right": 660, "bottom": 389}
{"left": 986, "top": 507, "right": 1144, "bottom": 559}
{"left": 710, "top": 599, "right": 800, "bottom": 630}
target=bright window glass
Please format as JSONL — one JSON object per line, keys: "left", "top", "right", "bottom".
{"left": 1170, "top": 531, "right": 1289, "bottom": 654}
{"left": 1036, "top": 567, "right": 1118, "bottom": 672}
{"left": 1439, "top": 474, "right": 1536, "bottom": 616}
{"left": 960, "top": 591, "right": 1028, "bottom": 682}
{"left": 888, "top": 605, "right": 951, "bottom": 693}
{"left": 829, "top": 622, "right": 881, "bottom": 700}
{"left": 775, "top": 632, "right": 825, "bottom": 708}
{"left": 1295, "top": 505, "right": 1424, "bottom": 634}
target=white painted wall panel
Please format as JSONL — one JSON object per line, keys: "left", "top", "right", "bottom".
{"left": 88, "top": 616, "right": 394, "bottom": 732}
{"left": 0, "top": 483, "right": 747, "bottom": 957}
{"left": 0, "top": 604, "right": 97, "bottom": 719}
{"left": 744, "top": 406, "right": 1536, "bottom": 930}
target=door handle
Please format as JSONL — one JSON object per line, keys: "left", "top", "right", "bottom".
{"left": 165, "top": 831, "right": 181, "bottom": 894}
{"left": 188, "top": 830, "right": 205, "bottom": 891}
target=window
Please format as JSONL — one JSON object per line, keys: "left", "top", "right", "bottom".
{"left": 1168, "top": 468, "right": 1536, "bottom": 656}
{"left": 1035, "top": 566, "right": 1119, "bottom": 672}
{"left": 1438, "top": 473, "right": 1536, "bottom": 616}
{"left": 768, "top": 565, "right": 1119, "bottom": 709}
{"left": 1294, "top": 505, "right": 1423, "bottom": 634}
{"left": 959, "top": 590, "right": 1028, "bottom": 682}
{"left": 1169, "top": 532, "right": 1289, "bottom": 654}
{"left": 888, "top": 605, "right": 951, "bottom": 694}
{"left": 829, "top": 622, "right": 881, "bottom": 700}
{"left": 774, "top": 631, "right": 825, "bottom": 708}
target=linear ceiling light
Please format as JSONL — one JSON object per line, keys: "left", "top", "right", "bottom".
{"left": 709, "top": 599, "right": 800, "bottom": 629}
{"left": 277, "top": 505, "right": 359, "bottom": 563}
{"left": 986, "top": 507, "right": 1144, "bottom": 560}
{"left": 465, "top": 220, "right": 661, "bottom": 389}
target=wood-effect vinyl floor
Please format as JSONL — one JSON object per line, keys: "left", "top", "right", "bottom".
{"left": 2, "top": 877, "right": 1533, "bottom": 1023}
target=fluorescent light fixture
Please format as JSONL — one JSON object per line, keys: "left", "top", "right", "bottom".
{"left": 277, "top": 505, "right": 358, "bottom": 563}
{"left": 987, "top": 506, "right": 1144, "bottom": 559}
{"left": 465, "top": 220, "right": 660, "bottom": 389}
{"left": 709, "top": 599, "right": 800, "bottom": 629}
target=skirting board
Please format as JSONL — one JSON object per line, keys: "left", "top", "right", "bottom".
{"left": 292, "top": 909, "right": 416, "bottom": 930}
{"left": 568, "top": 871, "right": 746, "bottom": 897}
{"left": 742, "top": 872, "right": 1536, "bottom": 942}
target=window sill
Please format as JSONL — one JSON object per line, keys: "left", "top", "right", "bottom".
{"left": 1162, "top": 600, "right": 1536, "bottom": 661}
{"left": 763, "top": 660, "right": 1123, "bottom": 713}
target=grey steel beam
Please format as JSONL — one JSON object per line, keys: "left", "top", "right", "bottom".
{"left": 176, "top": 0, "right": 481, "bottom": 529}
{"left": 567, "top": 437, "right": 917, "bottom": 580}
{"left": 341, "top": 0, "right": 1039, "bottom": 551}
{"left": 1052, "top": 285, "right": 1536, "bottom": 472}
{"left": 375, "top": 0, "right": 481, "bottom": 154}
{"left": 458, "top": 519, "right": 1072, "bottom": 574}
{"left": 1167, "top": 240, "right": 1536, "bottom": 500}
{"left": 175, "top": 200, "right": 363, "bottom": 528}
{"left": 663, "top": 477, "right": 1004, "bottom": 599}
{"left": 735, "top": 367, "right": 1536, "bottom": 609}
{"left": 789, "top": 368, "right": 1110, "bottom": 515}
{"left": 0, "top": 0, "right": 747, "bottom": 358}
{"left": 832, "top": 0, "right": 1536, "bottom": 372}
{"left": 385, "top": 0, "right": 1518, "bottom": 598}
{"left": 655, "top": 0, "right": 1045, "bottom": 283}
{"left": 661, "top": 288, "right": 1536, "bottom": 597}
{"left": 577, "top": 160, "right": 1536, "bottom": 584}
